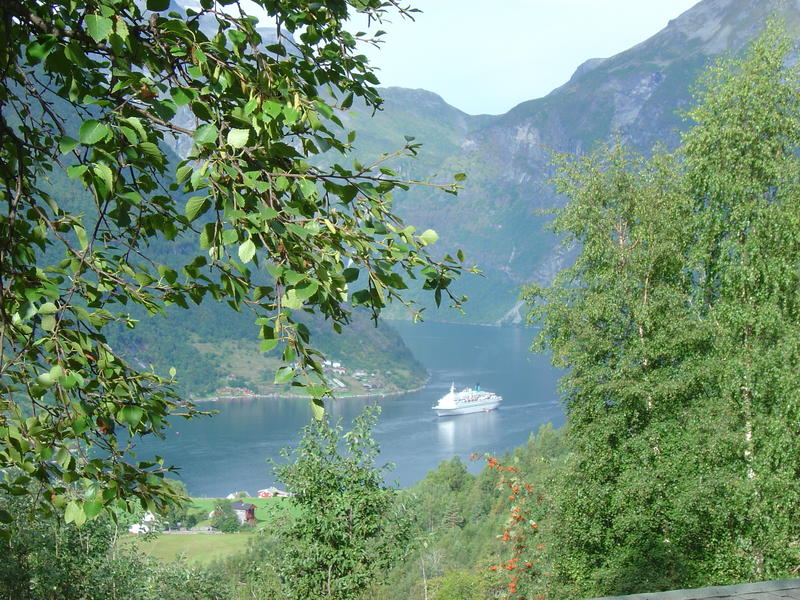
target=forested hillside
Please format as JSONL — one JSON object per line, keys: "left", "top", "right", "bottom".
{"left": 20, "top": 75, "right": 429, "bottom": 398}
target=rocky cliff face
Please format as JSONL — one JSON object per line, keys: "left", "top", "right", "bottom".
{"left": 161, "top": 0, "right": 800, "bottom": 324}
{"left": 359, "top": 0, "right": 800, "bottom": 323}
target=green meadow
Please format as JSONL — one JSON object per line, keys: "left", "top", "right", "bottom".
{"left": 124, "top": 532, "right": 254, "bottom": 565}
{"left": 121, "top": 497, "right": 295, "bottom": 564}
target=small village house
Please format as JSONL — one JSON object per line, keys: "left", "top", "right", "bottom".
{"left": 230, "top": 501, "right": 256, "bottom": 524}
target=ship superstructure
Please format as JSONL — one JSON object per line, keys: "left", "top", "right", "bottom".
{"left": 432, "top": 383, "right": 502, "bottom": 416}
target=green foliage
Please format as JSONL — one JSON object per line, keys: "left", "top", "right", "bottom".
{"left": 525, "top": 141, "right": 698, "bottom": 597}
{"left": 526, "top": 23, "right": 800, "bottom": 598}
{"left": 426, "top": 455, "right": 469, "bottom": 492}
{"left": 429, "top": 569, "right": 489, "bottom": 600}
{"left": 375, "top": 425, "right": 569, "bottom": 600}
{"left": 213, "top": 531, "right": 284, "bottom": 599}
{"left": 0, "top": 488, "right": 230, "bottom": 600}
{"left": 158, "top": 479, "right": 190, "bottom": 530}
{"left": 211, "top": 500, "right": 240, "bottom": 533}
{"left": 0, "top": 0, "right": 470, "bottom": 525}
{"left": 273, "top": 406, "right": 412, "bottom": 599}
{"left": 184, "top": 512, "right": 199, "bottom": 529}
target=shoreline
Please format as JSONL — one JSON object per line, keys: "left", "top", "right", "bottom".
{"left": 193, "top": 375, "right": 431, "bottom": 404}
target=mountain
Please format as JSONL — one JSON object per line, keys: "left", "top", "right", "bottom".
{"left": 343, "top": 0, "right": 800, "bottom": 324}
{"left": 17, "top": 72, "right": 428, "bottom": 399}
{"left": 84, "top": 0, "right": 797, "bottom": 393}
{"left": 28, "top": 154, "right": 428, "bottom": 398}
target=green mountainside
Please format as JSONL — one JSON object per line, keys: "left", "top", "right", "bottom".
{"left": 342, "top": 0, "right": 800, "bottom": 324}
{"left": 103, "top": 301, "right": 426, "bottom": 399}
{"left": 28, "top": 110, "right": 427, "bottom": 399}
{"left": 116, "top": 0, "right": 800, "bottom": 393}
{"left": 26, "top": 0, "right": 795, "bottom": 393}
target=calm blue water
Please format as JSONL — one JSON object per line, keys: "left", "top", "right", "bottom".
{"left": 134, "top": 321, "right": 565, "bottom": 496}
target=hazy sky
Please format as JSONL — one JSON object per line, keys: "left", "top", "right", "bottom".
{"left": 242, "top": 1, "right": 701, "bottom": 115}
{"left": 349, "top": 0, "right": 700, "bottom": 115}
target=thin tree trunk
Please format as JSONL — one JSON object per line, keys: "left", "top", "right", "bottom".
{"left": 421, "top": 556, "right": 428, "bottom": 600}
{"left": 638, "top": 274, "right": 659, "bottom": 455}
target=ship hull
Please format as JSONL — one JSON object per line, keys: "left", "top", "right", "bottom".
{"left": 434, "top": 399, "right": 501, "bottom": 416}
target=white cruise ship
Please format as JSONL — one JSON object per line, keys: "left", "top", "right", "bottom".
{"left": 432, "top": 383, "right": 502, "bottom": 416}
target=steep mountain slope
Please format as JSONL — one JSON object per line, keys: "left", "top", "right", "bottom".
{"left": 353, "top": 0, "right": 800, "bottom": 323}
{"left": 17, "top": 70, "right": 427, "bottom": 399}
{"left": 28, "top": 150, "right": 428, "bottom": 398}
{"left": 102, "top": 0, "right": 798, "bottom": 363}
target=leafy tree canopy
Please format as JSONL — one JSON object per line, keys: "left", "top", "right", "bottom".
{"left": 0, "top": 0, "right": 469, "bottom": 529}
{"left": 526, "top": 22, "right": 800, "bottom": 596}
{"left": 273, "top": 405, "right": 412, "bottom": 599}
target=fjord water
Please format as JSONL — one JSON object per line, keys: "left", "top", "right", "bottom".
{"left": 136, "top": 321, "right": 565, "bottom": 496}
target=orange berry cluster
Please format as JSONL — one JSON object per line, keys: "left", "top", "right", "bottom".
{"left": 480, "top": 454, "right": 548, "bottom": 600}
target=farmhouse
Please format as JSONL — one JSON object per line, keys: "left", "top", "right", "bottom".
{"left": 230, "top": 501, "right": 256, "bottom": 524}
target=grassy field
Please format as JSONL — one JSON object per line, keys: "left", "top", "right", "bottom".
{"left": 122, "top": 532, "right": 254, "bottom": 565}
{"left": 122, "top": 497, "right": 296, "bottom": 565}
{"left": 189, "top": 496, "right": 297, "bottom": 522}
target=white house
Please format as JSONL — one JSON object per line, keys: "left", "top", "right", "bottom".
{"left": 128, "top": 511, "right": 156, "bottom": 534}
